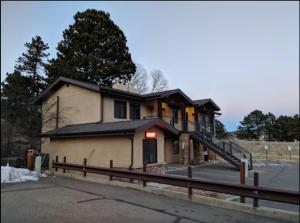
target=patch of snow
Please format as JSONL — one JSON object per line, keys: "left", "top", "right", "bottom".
{"left": 253, "top": 161, "right": 266, "bottom": 167}
{"left": 147, "top": 182, "right": 170, "bottom": 189}
{"left": 1, "top": 165, "right": 46, "bottom": 183}
{"left": 268, "top": 163, "right": 284, "bottom": 167}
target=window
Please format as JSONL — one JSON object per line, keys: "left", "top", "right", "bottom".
{"left": 114, "top": 100, "right": 127, "bottom": 119}
{"left": 130, "top": 103, "right": 140, "bottom": 119}
{"left": 172, "top": 110, "right": 178, "bottom": 124}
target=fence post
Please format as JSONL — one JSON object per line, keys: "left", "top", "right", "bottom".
{"left": 240, "top": 162, "right": 245, "bottom": 203}
{"left": 109, "top": 160, "right": 113, "bottom": 181}
{"left": 230, "top": 142, "right": 233, "bottom": 154}
{"left": 129, "top": 166, "right": 133, "bottom": 183}
{"left": 188, "top": 165, "right": 193, "bottom": 200}
{"left": 55, "top": 156, "right": 58, "bottom": 171}
{"left": 253, "top": 172, "right": 259, "bottom": 207}
{"left": 143, "top": 163, "right": 147, "bottom": 187}
{"left": 83, "top": 158, "right": 87, "bottom": 177}
{"left": 63, "top": 156, "right": 66, "bottom": 173}
{"left": 222, "top": 142, "right": 225, "bottom": 151}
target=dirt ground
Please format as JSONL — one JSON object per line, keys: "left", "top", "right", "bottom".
{"left": 234, "top": 139, "right": 299, "bottom": 161}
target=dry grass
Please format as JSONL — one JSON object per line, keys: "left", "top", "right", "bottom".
{"left": 234, "top": 139, "right": 299, "bottom": 162}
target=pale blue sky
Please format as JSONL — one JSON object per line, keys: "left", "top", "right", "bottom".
{"left": 1, "top": 1, "right": 299, "bottom": 131}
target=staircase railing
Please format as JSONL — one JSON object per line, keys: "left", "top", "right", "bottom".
{"left": 195, "top": 123, "right": 253, "bottom": 170}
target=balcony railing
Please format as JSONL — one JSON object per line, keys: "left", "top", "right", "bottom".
{"left": 144, "top": 116, "right": 196, "bottom": 132}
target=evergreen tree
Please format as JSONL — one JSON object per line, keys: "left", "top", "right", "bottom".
{"left": 236, "top": 110, "right": 265, "bottom": 140}
{"left": 1, "top": 71, "right": 33, "bottom": 120}
{"left": 272, "top": 115, "right": 296, "bottom": 141}
{"left": 46, "top": 9, "right": 136, "bottom": 86}
{"left": 264, "top": 112, "right": 276, "bottom": 140}
{"left": 15, "top": 35, "right": 49, "bottom": 96}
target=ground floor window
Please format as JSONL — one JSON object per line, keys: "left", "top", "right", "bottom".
{"left": 143, "top": 139, "right": 157, "bottom": 164}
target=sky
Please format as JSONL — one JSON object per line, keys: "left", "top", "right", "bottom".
{"left": 1, "top": 1, "right": 299, "bottom": 131}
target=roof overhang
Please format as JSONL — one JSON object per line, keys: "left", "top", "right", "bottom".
{"left": 41, "top": 118, "right": 179, "bottom": 139}
{"left": 194, "top": 99, "right": 221, "bottom": 111}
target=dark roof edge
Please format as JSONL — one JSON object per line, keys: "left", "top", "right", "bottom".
{"left": 194, "top": 98, "right": 221, "bottom": 111}
{"left": 41, "top": 119, "right": 179, "bottom": 139}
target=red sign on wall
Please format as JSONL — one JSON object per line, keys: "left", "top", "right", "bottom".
{"left": 145, "top": 131, "right": 156, "bottom": 139}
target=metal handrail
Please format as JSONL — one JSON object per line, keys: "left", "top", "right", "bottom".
{"left": 52, "top": 161, "right": 299, "bottom": 205}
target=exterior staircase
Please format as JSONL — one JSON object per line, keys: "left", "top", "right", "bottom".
{"left": 190, "top": 131, "right": 253, "bottom": 170}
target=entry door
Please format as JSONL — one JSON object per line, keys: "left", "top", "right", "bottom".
{"left": 143, "top": 139, "right": 157, "bottom": 164}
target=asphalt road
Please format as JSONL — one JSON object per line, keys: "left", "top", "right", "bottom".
{"left": 167, "top": 160, "right": 300, "bottom": 212}
{"left": 1, "top": 176, "right": 292, "bottom": 223}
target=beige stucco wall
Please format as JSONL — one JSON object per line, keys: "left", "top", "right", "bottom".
{"left": 161, "top": 102, "right": 182, "bottom": 130}
{"left": 133, "top": 127, "right": 165, "bottom": 168}
{"left": 186, "top": 106, "right": 195, "bottom": 131}
{"left": 42, "top": 84, "right": 101, "bottom": 133}
{"left": 42, "top": 136, "right": 132, "bottom": 169}
{"left": 102, "top": 96, "right": 157, "bottom": 122}
{"left": 164, "top": 137, "right": 179, "bottom": 163}
{"left": 42, "top": 126, "right": 171, "bottom": 170}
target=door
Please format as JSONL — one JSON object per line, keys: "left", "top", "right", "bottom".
{"left": 143, "top": 139, "right": 157, "bottom": 164}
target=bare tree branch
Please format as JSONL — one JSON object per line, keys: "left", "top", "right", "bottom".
{"left": 130, "top": 64, "right": 149, "bottom": 94}
{"left": 149, "top": 70, "right": 168, "bottom": 92}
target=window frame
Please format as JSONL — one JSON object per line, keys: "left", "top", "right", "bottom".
{"left": 114, "top": 100, "right": 127, "bottom": 119}
{"left": 129, "top": 102, "right": 140, "bottom": 120}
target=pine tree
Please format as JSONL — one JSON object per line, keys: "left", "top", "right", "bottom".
{"left": 15, "top": 35, "right": 49, "bottom": 96}
{"left": 236, "top": 110, "right": 265, "bottom": 140}
{"left": 46, "top": 9, "right": 136, "bottom": 86}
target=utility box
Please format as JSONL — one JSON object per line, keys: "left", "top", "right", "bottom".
{"left": 27, "top": 149, "right": 35, "bottom": 171}
{"left": 35, "top": 156, "right": 42, "bottom": 174}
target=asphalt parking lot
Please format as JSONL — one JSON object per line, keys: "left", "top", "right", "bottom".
{"left": 167, "top": 160, "right": 300, "bottom": 212}
{"left": 1, "top": 176, "right": 293, "bottom": 223}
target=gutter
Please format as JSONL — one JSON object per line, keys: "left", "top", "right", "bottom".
{"left": 129, "top": 136, "right": 134, "bottom": 168}
{"left": 99, "top": 88, "right": 103, "bottom": 122}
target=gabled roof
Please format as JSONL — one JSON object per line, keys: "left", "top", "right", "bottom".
{"left": 32, "top": 77, "right": 142, "bottom": 104}
{"left": 41, "top": 118, "right": 179, "bottom": 139}
{"left": 194, "top": 98, "right": 221, "bottom": 111}
{"left": 32, "top": 76, "right": 195, "bottom": 105}
{"left": 142, "top": 89, "right": 194, "bottom": 105}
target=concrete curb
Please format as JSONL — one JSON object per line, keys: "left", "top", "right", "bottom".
{"left": 49, "top": 171, "right": 299, "bottom": 223}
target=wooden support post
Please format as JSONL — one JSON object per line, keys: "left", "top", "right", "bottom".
{"left": 222, "top": 142, "right": 225, "bottom": 151}
{"left": 55, "top": 156, "right": 58, "bottom": 171}
{"left": 63, "top": 156, "right": 66, "bottom": 173}
{"left": 188, "top": 165, "right": 193, "bottom": 200}
{"left": 109, "top": 160, "right": 113, "bottom": 181}
{"left": 143, "top": 163, "right": 147, "bottom": 187}
{"left": 229, "top": 142, "right": 233, "bottom": 154}
{"left": 289, "top": 151, "right": 292, "bottom": 160}
{"left": 240, "top": 162, "right": 245, "bottom": 203}
{"left": 83, "top": 158, "right": 87, "bottom": 177}
{"left": 253, "top": 172, "right": 259, "bottom": 207}
{"left": 265, "top": 150, "right": 268, "bottom": 160}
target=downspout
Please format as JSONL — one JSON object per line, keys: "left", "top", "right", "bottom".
{"left": 129, "top": 136, "right": 134, "bottom": 168}
{"left": 56, "top": 96, "right": 59, "bottom": 129}
{"left": 99, "top": 89, "right": 103, "bottom": 123}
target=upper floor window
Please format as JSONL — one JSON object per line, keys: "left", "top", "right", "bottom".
{"left": 130, "top": 103, "right": 140, "bottom": 119}
{"left": 114, "top": 100, "right": 127, "bottom": 119}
